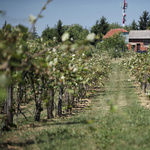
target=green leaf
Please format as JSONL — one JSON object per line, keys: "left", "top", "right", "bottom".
{"left": 68, "top": 89, "right": 74, "bottom": 94}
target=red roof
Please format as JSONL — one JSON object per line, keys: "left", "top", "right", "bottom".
{"left": 103, "top": 28, "right": 128, "bottom": 39}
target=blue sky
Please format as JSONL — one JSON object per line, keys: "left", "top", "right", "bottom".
{"left": 0, "top": 0, "right": 150, "bottom": 36}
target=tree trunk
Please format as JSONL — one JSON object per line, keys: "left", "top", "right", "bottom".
{"left": 71, "top": 93, "right": 74, "bottom": 107}
{"left": 83, "top": 84, "right": 88, "bottom": 98}
{"left": 35, "top": 101, "right": 42, "bottom": 121}
{"left": 79, "top": 84, "right": 83, "bottom": 104}
{"left": 58, "top": 84, "right": 63, "bottom": 116}
{"left": 6, "top": 85, "right": 13, "bottom": 124}
{"left": 47, "top": 88, "right": 54, "bottom": 119}
{"left": 65, "top": 91, "right": 69, "bottom": 112}
{"left": 143, "top": 75, "right": 147, "bottom": 93}
{"left": 15, "top": 89, "right": 19, "bottom": 124}
{"left": 35, "top": 78, "right": 43, "bottom": 122}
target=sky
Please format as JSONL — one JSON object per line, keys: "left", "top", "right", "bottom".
{"left": 0, "top": 0, "right": 150, "bottom": 36}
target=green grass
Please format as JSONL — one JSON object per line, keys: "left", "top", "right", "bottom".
{"left": 1, "top": 59, "right": 150, "bottom": 150}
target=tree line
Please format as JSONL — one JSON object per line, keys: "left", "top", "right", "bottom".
{"left": 40, "top": 10, "right": 150, "bottom": 43}
{"left": 2, "top": 10, "right": 149, "bottom": 44}
{"left": 124, "top": 10, "right": 150, "bottom": 31}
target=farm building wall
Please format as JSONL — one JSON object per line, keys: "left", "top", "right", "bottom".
{"left": 128, "top": 39, "right": 148, "bottom": 52}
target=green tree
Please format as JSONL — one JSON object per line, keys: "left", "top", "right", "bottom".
{"left": 90, "top": 20, "right": 99, "bottom": 35}
{"left": 108, "top": 22, "right": 122, "bottom": 30}
{"left": 67, "top": 24, "right": 89, "bottom": 41}
{"left": 62, "top": 25, "right": 70, "bottom": 33}
{"left": 91, "top": 16, "right": 109, "bottom": 41}
{"left": 78, "top": 29, "right": 89, "bottom": 40}
{"left": 56, "top": 20, "right": 63, "bottom": 42}
{"left": 131, "top": 20, "right": 138, "bottom": 30}
{"left": 138, "top": 10, "right": 150, "bottom": 30}
{"left": 2, "top": 21, "right": 12, "bottom": 32}
{"left": 103, "top": 32, "right": 127, "bottom": 58}
{"left": 41, "top": 25, "right": 57, "bottom": 41}
{"left": 17, "top": 24, "right": 28, "bottom": 33}
{"left": 2, "top": 20, "right": 7, "bottom": 30}
{"left": 41, "top": 21, "right": 88, "bottom": 42}
{"left": 41, "top": 25, "right": 50, "bottom": 40}
{"left": 103, "top": 32, "right": 126, "bottom": 50}
{"left": 41, "top": 20, "right": 64, "bottom": 41}
{"left": 123, "top": 25, "right": 132, "bottom": 32}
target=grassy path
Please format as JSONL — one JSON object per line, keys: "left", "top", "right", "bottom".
{"left": 1, "top": 60, "right": 150, "bottom": 150}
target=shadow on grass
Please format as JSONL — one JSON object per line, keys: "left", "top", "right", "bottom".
{"left": 88, "top": 90, "right": 106, "bottom": 99}
{"left": 0, "top": 118, "right": 90, "bottom": 149}
{"left": 0, "top": 139, "right": 35, "bottom": 149}
{"left": 120, "top": 86, "right": 138, "bottom": 89}
{"left": 0, "top": 85, "right": 105, "bottom": 148}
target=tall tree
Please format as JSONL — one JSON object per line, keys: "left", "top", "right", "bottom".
{"left": 131, "top": 20, "right": 138, "bottom": 30}
{"left": 90, "top": 20, "right": 99, "bottom": 35}
{"left": 2, "top": 20, "right": 7, "bottom": 30}
{"left": 41, "top": 25, "right": 57, "bottom": 40}
{"left": 91, "top": 16, "right": 109, "bottom": 41}
{"left": 41, "top": 20, "right": 63, "bottom": 41}
{"left": 56, "top": 20, "right": 63, "bottom": 42}
{"left": 138, "top": 11, "right": 150, "bottom": 30}
{"left": 41, "top": 25, "right": 49, "bottom": 40}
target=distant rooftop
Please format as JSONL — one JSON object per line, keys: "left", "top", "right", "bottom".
{"left": 103, "top": 28, "right": 128, "bottom": 39}
{"left": 128, "top": 30, "right": 150, "bottom": 39}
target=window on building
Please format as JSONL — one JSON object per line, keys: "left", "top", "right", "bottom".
{"left": 144, "top": 39, "right": 150, "bottom": 45}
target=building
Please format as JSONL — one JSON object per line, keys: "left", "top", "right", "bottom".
{"left": 103, "top": 28, "right": 129, "bottom": 43}
{"left": 128, "top": 30, "right": 150, "bottom": 52}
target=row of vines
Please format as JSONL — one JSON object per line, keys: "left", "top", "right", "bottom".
{"left": 0, "top": 5, "right": 111, "bottom": 131}
{"left": 121, "top": 51, "right": 150, "bottom": 96}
